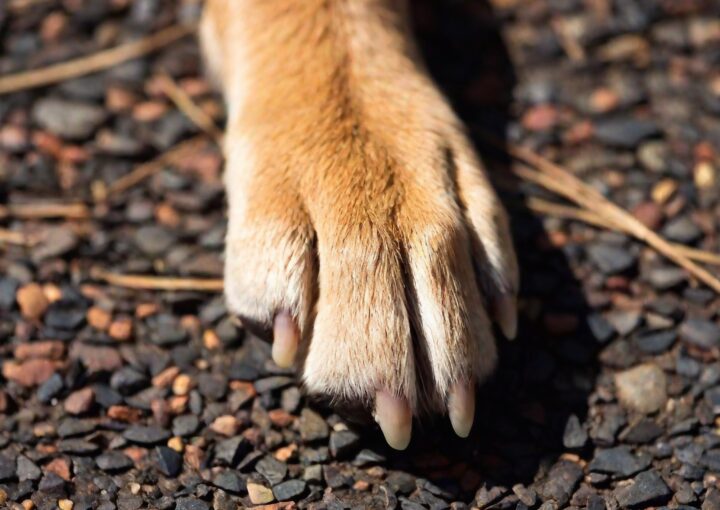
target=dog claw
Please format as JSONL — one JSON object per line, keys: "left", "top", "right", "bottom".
{"left": 375, "top": 390, "right": 412, "bottom": 450}
{"left": 494, "top": 293, "right": 517, "bottom": 340}
{"left": 272, "top": 311, "right": 299, "bottom": 368}
{"left": 448, "top": 381, "right": 475, "bottom": 438}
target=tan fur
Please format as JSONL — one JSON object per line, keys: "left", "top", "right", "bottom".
{"left": 200, "top": 0, "right": 518, "bottom": 414}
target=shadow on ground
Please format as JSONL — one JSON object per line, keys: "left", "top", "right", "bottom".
{"left": 360, "top": 0, "right": 601, "bottom": 499}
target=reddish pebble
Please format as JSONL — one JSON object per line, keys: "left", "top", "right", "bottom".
{"left": 589, "top": 87, "right": 620, "bottom": 113}
{"left": 44, "top": 457, "right": 71, "bottom": 481}
{"left": 87, "top": 307, "right": 112, "bottom": 331}
{"left": 132, "top": 101, "right": 168, "bottom": 122}
{"left": 14, "top": 341, "right": 65, "bottom": 361}
{"left": 268, "top": 409, "right": 295, "bottom": 428}
{"left": 107, "top": 405, "right": 142, "bottom": 423}
{"left": 210, "top": 415, "right": 240, "bottom": 436}
{"left": 64, "top": 388, "right": 94, "bottom": 415}
{"left": 108, "top": 316, "right": 133, "bottom": 341}
{"left": 106, "top": 86, "right": 139, "bottom": 112}
{"left": 2, "top": 359, "right": 58, "bottom": 387}
{"left": 521, "top": 104, "right": 560, "bottom": 131}
{"left": 40, "top": 11, "right": 68, "bottom": 41}
{"left": 16, "top": 283, "right": 49, "bottom": 320}
{"left": 135, "top": 303, "right": 160, "bottom": 319}
{"left": 152, "top": 366, "right": 181, "bottom": 388}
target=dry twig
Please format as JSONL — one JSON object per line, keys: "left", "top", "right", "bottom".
{"left": 157, "top": 73, "right": 224, "bottom": 142}
{"left": 0, "top": 202, "right": 90, "bottom": 220}
{"left": 524, "top": 197, "right": 720, "bottom": 266}
{"left": 105, "top": 135, "right": 208, "bottom": 197}
{"left": 92, "top": 268, "right": 224, "bottom": 292}
{"left": 0, "top": 24, "right": 194, "bottom": 95}
{"left": 0, "top": 229, "right": 39, "bottom": 247}
{"left": 484, "top": 134, "right": 720, "bottom": 293}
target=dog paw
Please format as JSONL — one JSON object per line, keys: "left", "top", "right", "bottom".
{"left": 205, "top": 0, "right": 518, "bottom": 449}
{"left": 222, "top": 117, "right": 518, "bottom": 449}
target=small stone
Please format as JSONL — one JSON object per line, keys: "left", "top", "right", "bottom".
{"left": 615, "top": 363, "right": 667, "bottom": 414}
{"left": 44, "top": 300, "right": 86, "bottom": 331}
{"left": 70, "top": 344, "right": 123, "bottom": 373}
{"left": 214, "top": 436, "right": 251, "bottom": 466}
{"left": 538, "top": 460, "right": 582, "bottom": 506}
{"left": 0, "top": 455, "right": 14, "bottom": 481}
{"left": 606, "top": 310, "right": 642, "bottom": 336}
{"left": 58, "top": 499, "right": 73, "bottom": 510}
{"left": 562, "top": 414, "right": 588, "bottom": 449}
{"left": 273, "top": 480, "right": 307, "bottom": 501}
{"left": 268, "top": 409, "right": 294, "bottom": 427}
{"left": 589, "top": 446, "right": 650, "bottom": 477}
{"left": 123, "top": 425, "right": 171, "bottom": 445}
{"left": 512, "top": 484, "right": 537, "bottom": 507}
{"left": 156, "top": 446, "right": 182, "bottom": 477}
{"left": 695, "top": 160, "right": 715, "bottom": 189}
{"left": 680, "top": 318, "right": 720, "bottom": 350}
{"left": 176, "top": 497, "right": 209, "bottom": 510}
{"left": 212, "top": 470, "right": 245, "bottom": 494}
{"left": 587, "top": 314, "right": 615, "bottom": 344}
{"left": 254, "top": 376, "right": 294, "bottom": 393}
{"left": 638, "top": 141, "right": 668, "bottom": 173}
{"left": 704, "top": 489, "right": 720, "bottom": 510}
{"left": 587, "top": 244, "right": 636, "bottom": 274}
{"left": 256, "top": 455, "right": 287, "bottom": 485}
{"left": 634, "top": 330, "right": 676, "bottom": 354}
{"left": 15, "top": 340, "right": 65, "bottom": 360}
{"left": 329, "top": 429, "right": 361, "bottom": 458}
{"left": 386, "top": 471, "right": 416, "bottom": 495}
{"left": 96, "top": 451, "right": 134, "bottom": 472}
{"left": 662, "top": 216, "right": 702, "bottom": 244}
{"left": 632, "top": 201, "right": 663, "bottom": 229}
{"left": 45, "top": 457, "right": 72, "bottom": 480}
{"left": 64, "top": 387, "right": 94, "bottom": 415}
{"left": 135, "top": 226, "right": 177, "bottom": 256}
{"left": 173, "top": 414, "right": 200, "bottom": 436}
{"left": 172, "top": 374, "right": 194, "bottom": 395}
{"left": 168, "top": 436, "right": 184, "bottom": 452}
{"left": 37, "top": 373, "right": 64, "bottom": 402}
{"left": 303, "top": 465, "right": 323, "bottom": 482}
{"left": 2, "top": 359, "right": 57, "bottom": 386}
{"left": 32, "top": 98, "right": 107, "bottom": 140}
{"left": 38, "top": 471, "right": 65, "bottom": 495}
{"left": 646, "top": 267, "right": 686, "bottom": 290}
{"left": 108, "top": 317, "right": 133, "bottom": 341}
{"left": 58, "top": 438, "right": 100, "bottom": 454}
{"left": 613, "top": 470, "right": 670, "bottom": 508}
{"left": 299, "top": 408, "right": 329, "bottom": 442}
{"left": 110, "top": 366, "right": 149, "bottom": 394}
{"left": 594, "top": 117, "right": 659, "bottom": 148}
{"left": 197, "top": 372, "right": 228, "bottom": 401}
{"left": 324, "top": 465, "right": 351, "bottom": 488}
{"left": 87, "top": 306, "right": 112, "bottom": 330}
{"left": 247, "top": 481, "right": 274, "bottom": 505}
{"left": 619, "top": 418, "right": 663, "bottom": 444}
{"left": 210, "top": 415, "right": 239, "bottom": 436}
{"left": 17, "top": 455, "right": 41, "bottom": 482}
{"left": 16, "top": 283, "right": 49, "bottom": 320}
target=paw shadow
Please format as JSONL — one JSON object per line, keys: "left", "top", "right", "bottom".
{"left": 371, "top": 0, "right": 600, "bottom": 499}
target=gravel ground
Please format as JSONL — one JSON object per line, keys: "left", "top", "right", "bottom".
{"left": 2, "top": 0, "right": 720, "bottom": 509}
